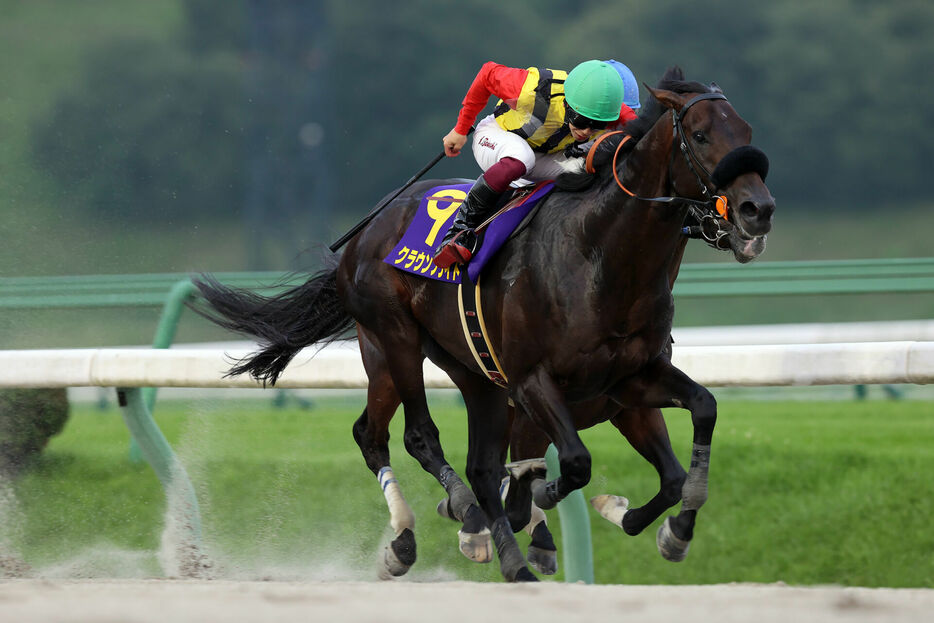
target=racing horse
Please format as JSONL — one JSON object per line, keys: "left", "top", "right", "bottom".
{"left": 450, "top": 68, "right": 772, "bottom": 576}
{"left": 500, "top": 219, "right": 767, "bottom": 574}
{"left": 191, "top": 70, "right": 774, "bottom": 582}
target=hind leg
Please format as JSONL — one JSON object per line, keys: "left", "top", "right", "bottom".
{"left": 501, "top": 473, "right": 556, "bottom": 576}
{"left": 591, "top": 407, "right": 687, "bottom": 536}
{"left": 354, "top": 327, "right": 417, "bottom": 578}
{"left": 503, "top": 407, "right": 556, "bottom": 575}
{"left": 359, "top": 324, "right": 493, "bottom": 571}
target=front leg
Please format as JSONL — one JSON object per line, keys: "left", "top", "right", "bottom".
{"left": 458, "top": 377, "right": 536, "bottom": 582}
{"left": 512, "top": 366, "right": 592, "bottom": 511}
{"left": 605, "top": 407, "right": 686, "bottom": 536}
{"left": 609, "top": 357, "right": 717, "bottom": 562}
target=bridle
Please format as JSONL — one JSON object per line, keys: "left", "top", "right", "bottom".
{"left": 585, "top": 90, "right": 768, "bottom": 247}
{"left": 670, "top": 93, "right": 733, "bottom": 246}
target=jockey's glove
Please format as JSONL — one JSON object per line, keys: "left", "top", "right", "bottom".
{"left": 563, "top": 143, "right": 588, "bottom": 159}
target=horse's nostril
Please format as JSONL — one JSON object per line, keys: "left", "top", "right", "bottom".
{"left": 739, "top": 202, "right": 758, "bottom": 220}
{"left": 739, "top": 200, "right": 775, "bottom": 222}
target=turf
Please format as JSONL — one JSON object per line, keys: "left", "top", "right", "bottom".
{"left": 3, "top": 395, "right": 932, "bottom": 586}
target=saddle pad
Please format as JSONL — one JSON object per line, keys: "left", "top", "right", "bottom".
{"left": 384, "top": 181, "right": 554, "bottom": 284}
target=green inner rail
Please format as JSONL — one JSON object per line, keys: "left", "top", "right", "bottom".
{"left": 4, "top": 258, "right": 934, "bottom": 309}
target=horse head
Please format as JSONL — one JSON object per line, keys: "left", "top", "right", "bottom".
{"left": 647, "top": 82, "right": 775, "bottom": 263}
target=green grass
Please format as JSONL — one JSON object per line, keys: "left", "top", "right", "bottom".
{"left": 4, "top": 395, "right": 933, "bottom": 585}
{"left": 582, "top": 400, "right": 934, "bottom": 586}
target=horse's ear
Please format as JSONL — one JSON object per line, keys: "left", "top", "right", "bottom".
{"left": 710, "top": 81, "right": 723, "bottom": 94}
{"left": 646, "top": 86, "right": 685, "bottom": 112}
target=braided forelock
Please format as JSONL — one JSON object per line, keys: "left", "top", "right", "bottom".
{"left": 656, "top": 79, "right": 713, "bottom": 95}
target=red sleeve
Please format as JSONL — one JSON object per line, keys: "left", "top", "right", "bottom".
{"left": 609, "top": 104, "right": 639, "bottom": 130}
{"left": 454, "top": 62, "right": 529, "bottom": 135}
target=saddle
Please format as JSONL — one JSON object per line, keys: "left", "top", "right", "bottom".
{"left": 383, "top": 180, "right": 554, "bottom": 388}
{"left": 383, "top": 181, "right": 554, "bottom": 284}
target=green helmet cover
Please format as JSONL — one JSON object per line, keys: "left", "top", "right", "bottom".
{"left": 564, "top": 60, "right": 625, "bottom": 122}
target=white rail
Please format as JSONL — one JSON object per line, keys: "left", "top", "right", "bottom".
{"left": 1, "top": 340, "right": 932, "bottom": 388}
{"left": 1, "top": 339, "right": 930, "bottom": 579}
{"left": 671, "top": 319, "right": 934, "bottom": 346}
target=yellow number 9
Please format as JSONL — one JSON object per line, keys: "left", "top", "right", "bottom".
{"left": 424, "top": 189, "right": 467, "bottom": 247}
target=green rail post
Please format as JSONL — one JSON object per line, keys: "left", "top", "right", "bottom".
{"left": 121, "top": 280, "right": 208, "bottom": 573}
{"left": 129, "top": 279, "right": 197, "bottom": 463}
{"left": 117, "top": 387, "right": 203, "bottom": 548}
{"left": 546, "top": 444, "right": 595, "bottom": 583}
{"left": 145, "top": 279, "right": 197, "bottom": 405}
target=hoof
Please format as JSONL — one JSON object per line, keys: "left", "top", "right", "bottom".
{"left": 530, "top": 479, "right": 558, "bottom": 510}
{"left": 458, "top": 528, "right": 493, "bottom": 563}
{"left": 505, "top": 458, "right": 547, "bottom": 480}
{"left": 527, "top": 545, "right": 557, "bottom": 576}
{"left": 656, "top": 517, "right": 690, "bottom": 562}
{"left": 513, "top": 567, "right": 540, "bottom": 582}
{"left": 379, "top": 528, "right": 417, "bottom": 579}
{"left": 590, "top": 494, "right": 629, "bottom": 528}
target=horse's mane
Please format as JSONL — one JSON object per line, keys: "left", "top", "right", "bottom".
{"left": 555, "top": 66, "right": 715, "bottom": 192}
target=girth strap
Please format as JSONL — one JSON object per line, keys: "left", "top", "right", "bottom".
{"left": 458, "top": 271, "right": 509, "bottom": 388}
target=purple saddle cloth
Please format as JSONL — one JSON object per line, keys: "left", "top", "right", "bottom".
{"left": 383, "top": 181, "right": 554, "bottom": 284}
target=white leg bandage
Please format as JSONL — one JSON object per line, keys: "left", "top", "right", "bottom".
{"left": 378, "top": 466, "right": 415, "bottom": 536}
{"left": 525, "top": 503, "right": 547, "bottom": 537}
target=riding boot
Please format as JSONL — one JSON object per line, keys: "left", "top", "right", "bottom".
{"left": 432, "top": 176, "right": 503, "bottom": 269}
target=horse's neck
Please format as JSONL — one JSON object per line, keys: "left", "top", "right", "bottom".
{"left": 667, "top": 237, "right": 690, "bottom": 287}
{"left": 582, "top": 118, "right": 687, "bottom": 286}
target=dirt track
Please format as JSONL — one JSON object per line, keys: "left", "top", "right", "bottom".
{"left": 1, "top": 580, "right": 931, "bottom": 623}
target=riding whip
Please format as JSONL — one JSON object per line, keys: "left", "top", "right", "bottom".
{"left": 329, "top": 127, "right": 475, "bottom": 252}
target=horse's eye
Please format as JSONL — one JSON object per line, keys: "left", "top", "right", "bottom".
{"left": 692, "top": 131, "right": 707, "bottom": 144}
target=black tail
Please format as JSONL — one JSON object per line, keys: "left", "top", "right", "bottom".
{"left": 189, "top": 266, "right": 355, "bottom": 386}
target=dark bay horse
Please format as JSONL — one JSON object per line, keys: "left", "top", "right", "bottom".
{"left": 458, "top": 69, "right": 772, "bottom": 576}
{"left": 499, "top": 236, "right": 765, "bottom": 574}
{"left": 191, "top": 70, "right": 774, "bottom": 582}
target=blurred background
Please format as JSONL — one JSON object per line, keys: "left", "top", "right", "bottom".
{"left": 2, "top": 0, "right": 933, "bottom": 346}
{"left": 1, "top": 2, "right": 933, "bottom": 584}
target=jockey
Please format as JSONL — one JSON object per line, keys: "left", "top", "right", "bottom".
{"left": 433, "top": 59, "right": 639, "bottom": 269}
{"left": 603, "top": 59, "right": 641, "bottom": 111}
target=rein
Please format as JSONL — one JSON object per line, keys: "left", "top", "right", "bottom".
{"left": 585, "top": 91, "right": 758, "bottom": 247}
{"left": 584, "top": 128, "right": 728, "bottom": 242}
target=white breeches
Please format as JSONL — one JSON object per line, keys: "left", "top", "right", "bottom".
{"left": 471, "top": 115, "right": 587, "bottom": 185}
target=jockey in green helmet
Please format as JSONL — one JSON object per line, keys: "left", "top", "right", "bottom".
{"left": 433, "top": 59, "right": 638, "bottom": 269}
